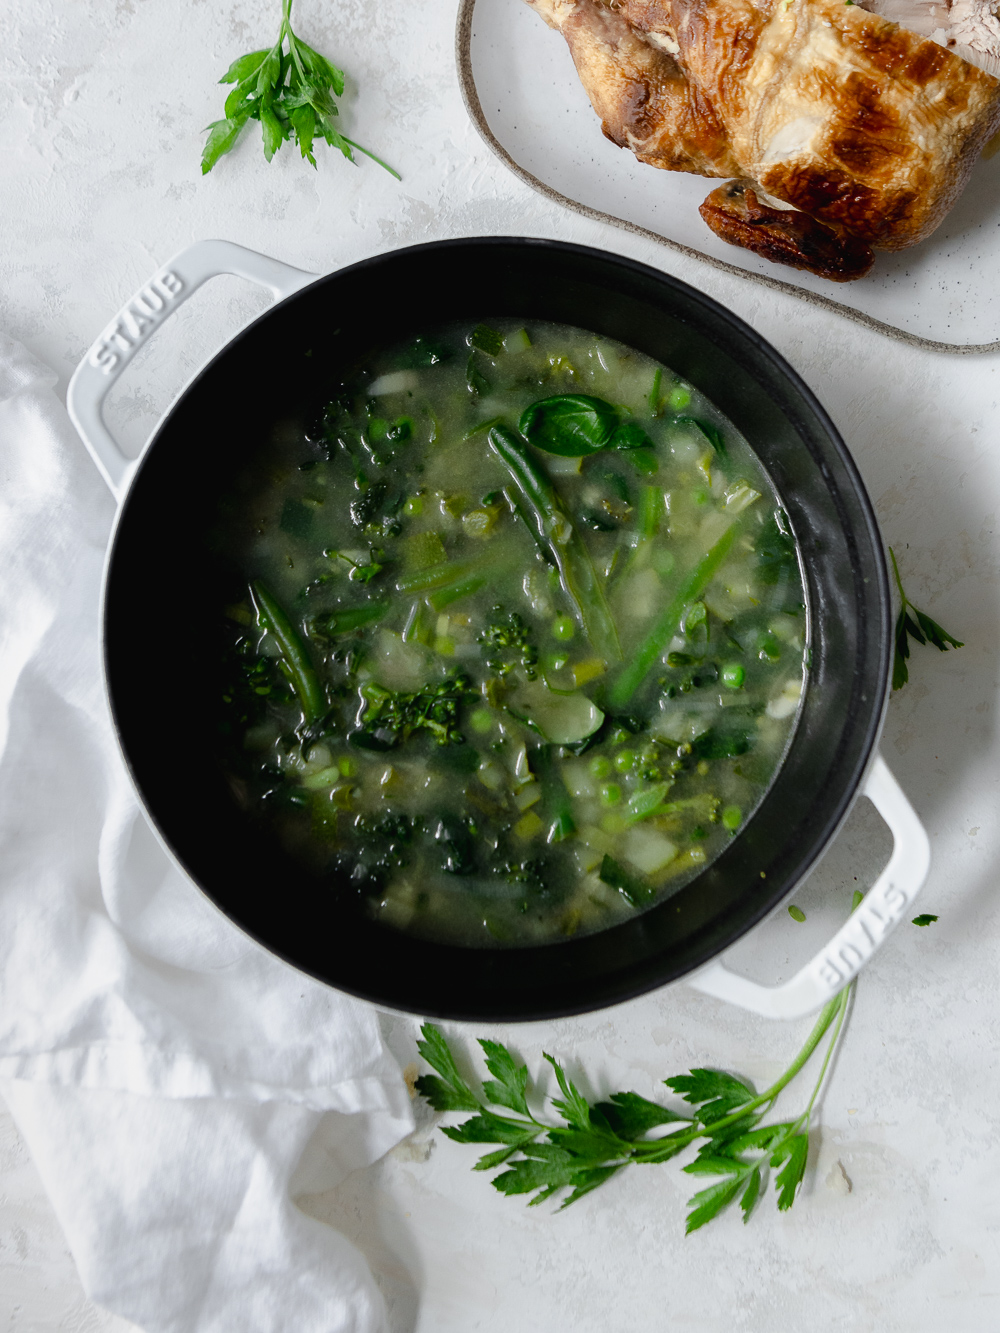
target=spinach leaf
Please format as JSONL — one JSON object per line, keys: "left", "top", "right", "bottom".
{"left": 519, "top": 394, "right": 619, "bottom": 457}
{"left": 677, "top": 416, "right": 727, "bottom": 457}
{"left": 280, "top": 498, "right": 314, "bottom": 539}
{"left": 755, "top": 514, "right": 796, "bottom": 585}
{"left": 399, "top": 336, "right": 452, "bottom": 368}
{"left": 610, "top": 421, "right": 654, "bottom": 451}
{"left": 467, "top": 352, "right": 491, "bottom": 396}
{"left": 690, "top": 728, "right": 753, "bottom": 761}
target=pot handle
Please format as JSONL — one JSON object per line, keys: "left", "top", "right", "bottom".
{"left": 66, "top": 239, "right": 317, "bottom": 499}
{"left": 688, "top": 753, "right": 930, "bottom": 1019}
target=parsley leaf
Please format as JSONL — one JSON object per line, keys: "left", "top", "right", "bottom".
{"left": 889, "top": 547, "right": 963, "bottom": 690}
{"left": 440, "top": 1111, "right": 538, "bottom": 1147}
{"left": 202, "top": 0, "right": 399, "bottom": 178}
{"left": 594, "top": 1091, "right": 688, "bottom": 1140}
{"left": 479, "top": 1039, "right": 532, "bottom": 1118}
{"left": 684, "top": 1176, "right": 744, "bottom": 1233}
{"left": 771, "top": 1132, "right": 809, "bottom": 1210}
{"left": 912, "top": 913, "right": 939, "bottom": 927}
{"left": 414, "top": 1024, "right": 480, "bottom": 1113}
{"left": 665, "top": 1068, "right": 756, "bottom": 1124}
{"left": 543, "top": 1053, "right": 593, "bottom": 1131}
{"left": 416, "top": 902, "right": 858, "bottom": 1232}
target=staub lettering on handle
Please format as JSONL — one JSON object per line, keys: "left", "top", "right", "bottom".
{"left": 815, "top": 880, "right": 909, "bottom": 992}
{"left": 88, "top": 271, "right": 185, "bottom": 375}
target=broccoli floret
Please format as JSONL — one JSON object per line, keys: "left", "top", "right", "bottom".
{"left": 354, "top": 674, "right": 476, "bottom": 749}
{"left": 478, "top": 606, "right": 539, "bottom": 679}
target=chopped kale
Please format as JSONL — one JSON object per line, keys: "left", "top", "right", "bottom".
{"left": 219, "top": 632, "right": 294, "bottom": 737}
{"left": 434, "top": 814, "right": 477, "bottom": 875}
{"left": 350, "top": 480, "right": 388, "bottom": 529}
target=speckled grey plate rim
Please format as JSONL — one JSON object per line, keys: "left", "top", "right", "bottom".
{"left": 456, "top": 0, "right": 1000, "bottom": 357}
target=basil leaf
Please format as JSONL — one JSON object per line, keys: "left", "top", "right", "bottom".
{"left": 519, "top": 394, "right": 619, "bottom": 457}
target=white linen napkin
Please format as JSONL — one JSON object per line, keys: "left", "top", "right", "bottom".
{"left": 0, "top": 331, "right": 415, "bottom": 1331}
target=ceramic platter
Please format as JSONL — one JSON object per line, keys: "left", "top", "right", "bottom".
{"left": 457, "top": 0, "right": 1000, "bottom": 352}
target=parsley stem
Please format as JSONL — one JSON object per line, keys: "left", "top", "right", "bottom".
{"left": 342, "top": 137, "right": 403, "bottom": 180}
{"left": 888, "top": 545, "right": 910, "bottom": 611}
{"left": 630, "top": 989, "right": 848, "bottom": 1161}
{"left": 753, "top": 992, "right": 845, "bottom": 1112}
{"left": 803, "top": 983, "right": 851, "bottom": 1118}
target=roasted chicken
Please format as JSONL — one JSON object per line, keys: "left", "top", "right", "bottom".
{"left": 525, "top": 0, "right": 1000, "bottom": 280}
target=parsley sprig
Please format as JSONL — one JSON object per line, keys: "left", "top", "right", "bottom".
{"left": 417, "top": 916, "right": 856, "bottom": 1231}
{"left": 202, "top": 0, "right": 399, "bottom": 177}
{"left": 889, "top": 546, "right": 963, "bottom": 690}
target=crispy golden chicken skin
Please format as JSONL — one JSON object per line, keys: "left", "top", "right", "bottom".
{"left": 700, "top": 179, "right": 876, "bottom": 278}
{"left": 619, "top": 0, "right": 1000, "bottom": 249}
{"left": 524, "top": 0, "right": 1000, "bottom": 278}
{"left": 525, "top": 0, "right": 740, "bottom": 176}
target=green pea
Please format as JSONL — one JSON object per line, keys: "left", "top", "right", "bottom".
{"left": 667, "top": 384, "right": 691, "bottom": 411}
{"left": 758, "top": 632, "right": 781, "bottom": 662}
{"left": 600, "top": 783, "right": 622, "bottom": 806}
{"left": 552, "top": 615, "right": 575, "bottom": 642}
{"left": 722, "top": 804, "right": 742, "bottom": 831}
{"left": 613, "top": 750, "right": 635, "bottom": 773}
{"left": 588, "top": 755, "right": 613, "bottom": 780}
{"left": 545, "top": 652, "right": 570, "bottom": 672}
{"left": 788, "top": 905, "right": 806, "bottom": 923}
{"left": 470, "top": 708, "right": 494, "bottom": 734}
{"left": 692, "top": 487, "right": 709, "bottom": 506}
{"left": 721, "top": 663, "right": 745, "bottom": 689}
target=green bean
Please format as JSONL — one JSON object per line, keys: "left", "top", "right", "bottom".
{"left": 429, "top": 573, "right": 488, "bottom": 612}
{"left": 251, "top": 582, "right": 325, "bottom": 724}
{"left": 534, "top": 745, "right": 576, "bottom": 843}
{"left": 648, "top": 366, "right": 662, "bottom": 416}
{"left": 395, "top": 556, "right": 487, "bottom": 596}
{"left": 638, "top": 485, "right": 663, "bottom": 540}
{"left": 609, "top": 522, "right": 738, "bottom": 707}
{"left": 488, "top": 425, "right": 622, "bottom": 662}
{"left": 324, "top": 602, "right": 389, "bottom": 634}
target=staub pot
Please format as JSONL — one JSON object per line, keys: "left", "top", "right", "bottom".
{"left": 67, "top": 237, "right": 929, "bottom": 1022}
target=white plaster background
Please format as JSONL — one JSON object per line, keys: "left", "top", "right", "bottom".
{"left": 1, "top": 1, "right": 999, "bottom": 1329}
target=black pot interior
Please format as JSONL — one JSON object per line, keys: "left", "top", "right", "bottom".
{"left": 104, "top": 238, "right": 891, "bottom": 1020}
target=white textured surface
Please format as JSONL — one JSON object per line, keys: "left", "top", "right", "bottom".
{"left": 2, "top": 1, "right": 999, "bottom": 1330}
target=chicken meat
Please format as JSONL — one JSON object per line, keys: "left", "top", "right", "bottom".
{"left": 524, "top": 0, "right": 1000, "bottom": 279}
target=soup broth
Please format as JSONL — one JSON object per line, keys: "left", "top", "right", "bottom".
{"left": 214, "top": 319, "right": 807, "bottom": 947}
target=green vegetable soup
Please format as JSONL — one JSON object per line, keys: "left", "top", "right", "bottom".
{"left": 214, "top": 320, "right": 807, "bottom": 946}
